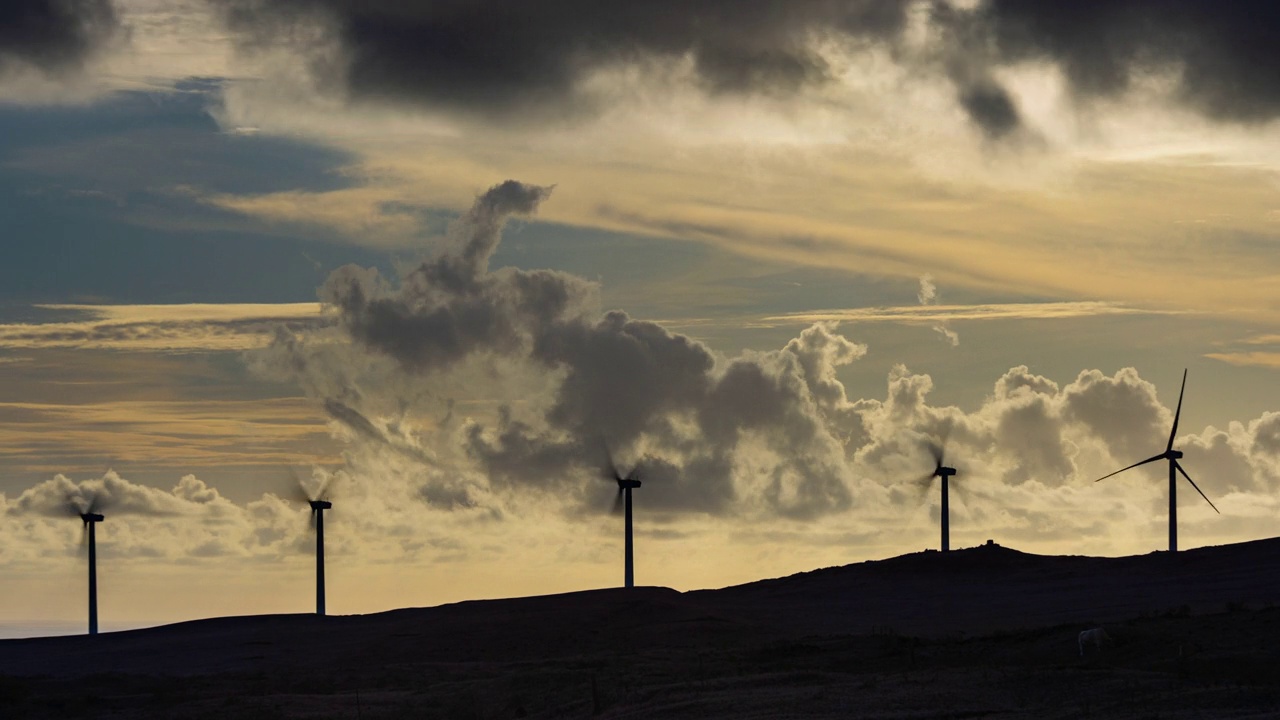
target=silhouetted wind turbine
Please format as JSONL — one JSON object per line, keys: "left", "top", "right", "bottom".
{"left": 310, "top": 498, "right": 332, "bottom": 616}
{"left": 603, "top": 451, "right": 642, "bottom": 588}
{"left": 291, "top": 471, "right": 335, "bottom": 616}
{"left": 1094, "top": 369, "right": 1220, "bottom": 552}
{"left": 66, "top": 494, "right": 106, "bottom": 635}
{"left": 916, "top": 440, "right": 958, "bottom": 552}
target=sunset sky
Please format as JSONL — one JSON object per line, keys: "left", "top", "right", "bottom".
{"left": 3, "top": 0, "right": 1280, "bottom": 632}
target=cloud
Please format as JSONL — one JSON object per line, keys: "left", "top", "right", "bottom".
{"left": 1205, "top": 334, "right": 1280, "bottom": 370}
{"left": 244, "top": 177, "right": 1279, "bottom": 544}
{"left": 932, "top": 325, "right": 960, "bottom": 347}
{"left": 0, "top": 465, "right": 468, "bottom": 568}
{"left": 322, "top": 397, "right": 438, "bottom": 465}
{"left": 0, "top": 303, "right": 331, "bottom": 352}
{"left": 0, "top": 469, "right": 330, "bottom": 564}
{"left": 4, "top": 360, "right": 1280, "bottom": 582}
{"left": 969, "top": 0, "right": 1280, "bottom": 124}
{"left": 0, "top": 0, "right": 121, "bottom": 77}
{"left": 759, "top": 301, "right": 1183, "bottom": 326}
{"left": 202, "top": 188, "right": 429, "bottom": 244}
{"left": 0, "top": 396, "right": 334, "bottom": 477}
{"left": 7, "top": 469, "right": 232, "bottom": 518}
{"left": 207, "top": 0, "right": 1280, "bottom": 142}
{"left": 925, "top": 0, "right": 1280, "bottom": 135}
{"left": 850, "top": 362, "right": 1280, "bottom": 534}
{"left": 320, "top": 181, "right": 589, "bottom": 375}
{"left": 253, "top": 180, "right": 881, "bottom": 519}
{"left": 915, "top": 273, "right": 958, "bottom": 346}
{"left": 917, "top": 274, "right": 937, "bottom": 305}
{"left": 1205, "top": 352, "right": 1280, "bottom": 369}
{"left": 955, "top": 76, "right": 1022, "bottom": 140}
{"left": 212, "top": 0, "right": 912, "bottom": 120}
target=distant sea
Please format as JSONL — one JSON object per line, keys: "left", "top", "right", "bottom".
{"left": 0, "top": 621, "right": 159, "bottom": 639}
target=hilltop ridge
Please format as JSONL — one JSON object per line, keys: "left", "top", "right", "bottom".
{"left": 6, "top": 537, "right": 1280, "bottom": 678}
{"left": 700, "top": 536, "right": 1280, "bottom": 636}
{"left": 5, "top": 538, "right": 1280, "bottom": 718}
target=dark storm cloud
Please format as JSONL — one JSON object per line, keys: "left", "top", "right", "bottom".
{"left": 0, "top": 0, "right": 120, "bottom": 74}
{"left": 212, "top": 0, "right": 911, "bottom": 116}
{"left": 972, "top": 0, "right": 1280, "bottom": 123}
{"left": 273, "top": 180, "right": 867, "bottom": 519}
{"left": 212, "top": 0, "right": 1280, "bottom": 138}
{"left": 321, "top": 181, "right": 585, "bottom": 373}
{"left": 955, "top": 77, "right": 1021, "bottom": 140}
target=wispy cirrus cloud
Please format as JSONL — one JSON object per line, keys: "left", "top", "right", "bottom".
{"left": 1206, "top": 352, "right": 1280, "bottom": 369}
{"left": 1204, "top": 333, "right": 1280, "bottom": 370}
{"left": 0, "top": 397, "right": 335, "bottom": 473}
{"left": 753, "top": 301, "right": 1188, "bottom": 328}
{"left": 0, "top": 303, "right": 330, "bottom": 352}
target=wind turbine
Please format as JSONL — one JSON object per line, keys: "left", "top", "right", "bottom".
{"left": 603, "top": 452, "right": 642, "bottom": 589}
{"left": 310, "top": 499, "right": 332, "bottom": 616}
{"left": 1095, "top": 369, "right": 1219, "bottom": 552}
{"left": 916, "top": 440, "right": 958, "bottom": 552}
{"left": 66, "top": 495, "right": 106, "bottom": 635}
{"left": 291, "top": 471, "right": 335, "bottom": 616}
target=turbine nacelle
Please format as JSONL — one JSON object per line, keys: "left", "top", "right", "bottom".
{"left": 309, "top": 500, "right": 332, "bottom": 512}
{"left": 80, "top": 513, "right": 104, "bottom": 525}
{"left": 616, "top": 478, "right": 642, "bottom": 490}
{"left": 935, "top": 466, "right": 957, "bottom": 478}
{"left": 1166, "top": 450, "right": 1184, "bottom": 460}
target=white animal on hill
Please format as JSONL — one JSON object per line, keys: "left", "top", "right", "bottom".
{"left": 1078, "top": 627, "right": 1112, "bottom": 656}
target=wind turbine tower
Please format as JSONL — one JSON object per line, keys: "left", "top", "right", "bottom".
{"left": 935, "top": 464, "right": 957, "bottom": 553}
{"left": 618, "top": 476, "right": 641, "bottom": 588}
{"left": 917, "top": 441, "right": 958, "bottom": 552}
{"left": 1095, "top": 369, "right": 1220, "bottom": 552}
{"left": 290, "top": 469, "right": 336, "bottom": 617}
{"left": 81, "top": 511, "right": 104, "bottom": 635}
{"left": 310, "top": 499, "right": 332, "bottom": 616}
{"left": 603, "top": 449, "right": 643, "bottom": 589}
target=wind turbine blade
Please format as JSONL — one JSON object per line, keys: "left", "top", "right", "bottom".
{"left": 80, "top": 523, "right": 89, "bottom": 550}
{"left": 597, "top": 438, "right": 624, "bottom": 482}
{"left": 911, "top": 473, "right": 935, "bottom": 503}
{"left": 1174, "top": 461, "right": 1220, "bottom": 515}
{"left": 926, "top": 441, "right": 944, "bottom": 466}
{"left": 1094, "top": 452, "right": 1167, "bottom": 482}
{"left": 316, "top": 473, "right": 335, "bottom": 502}
{"left": 611, "top": 488, "right": 624, "bottom": 515}
{"left": 309, "top": 508, "right": 318, "bottom": 530}
{"left": 287, "top": 467, "right": 313, "bottom": 503}
{"left": 1167, "top": 369, "right": 1187, "bottom": 452}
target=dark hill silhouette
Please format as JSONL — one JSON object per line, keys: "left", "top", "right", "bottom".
{"left": 6, "top": 538, "right": 1280, "bottom": 678}
{"left": 700, "top": 537, "right": 1280, "bottom": 636}
{"left": 6, "top": 539, "right": 1280, "bottom": 718}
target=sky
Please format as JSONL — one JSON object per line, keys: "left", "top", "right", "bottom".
{"left": 2, "top": 0, "right": 1280, "bottom": 632}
